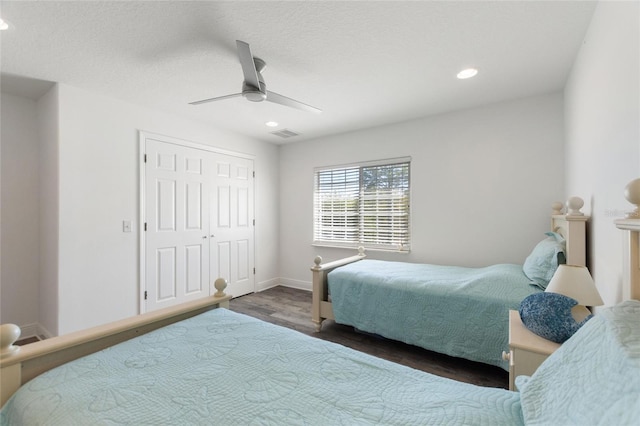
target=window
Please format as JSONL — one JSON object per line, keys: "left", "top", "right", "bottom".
{"left": 313, "top": 158, "right": 410, "bottom": 251}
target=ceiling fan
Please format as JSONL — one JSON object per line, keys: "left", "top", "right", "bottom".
{"left": 189, "top": 40, "right": 322, "bottom": 114}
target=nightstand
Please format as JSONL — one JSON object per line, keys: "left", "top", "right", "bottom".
{"left": 503, "top": 310, "right": 561, "bottom": 391}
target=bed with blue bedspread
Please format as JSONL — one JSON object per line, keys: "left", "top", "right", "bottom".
{"left": 312, "top": 226, "right": 577, "bottom": 370}
{"left": 1, "top": 300, "right": 638, "bottom": 425}
{"left": 329, "top": 260, "right": 541, "bottom": 370}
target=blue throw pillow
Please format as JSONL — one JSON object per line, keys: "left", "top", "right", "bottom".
{"left": 522, "top": 232, "right": 566, "bottom": 290}
{"left": 519, "top": 292, "right": 592, "bottom": 343}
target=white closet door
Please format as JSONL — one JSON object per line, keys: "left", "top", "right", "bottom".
{"left": 210, "top": 155, "right": 255, "bottom": 297}
{"left": 145, "top": 139, "right": 211, "bottom": 311}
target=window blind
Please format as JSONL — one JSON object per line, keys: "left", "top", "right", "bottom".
{"left": 313, "top": 159, "right": 410, "bottom": 251}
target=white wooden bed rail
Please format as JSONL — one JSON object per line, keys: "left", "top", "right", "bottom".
{"left": 311, "top": 198, "right": 589, "bottom": 332}
{"left": 0, "top": 279, "right": 231, "bottom": 407}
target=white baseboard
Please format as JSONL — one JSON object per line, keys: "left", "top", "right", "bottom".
{"left": 256, "top": 277, "right": 280, "bottom": 292}
{"left": 255, "top": 278, "right": 312, "bottom": 292}
{"left": 17, "top": 322, "right": 40, "bottom": 340}
{"left": 278, "top": 278, "right": 312, "bottom": 292}
{"left": 38, "top": 324, "right": 54, "bottom": 340}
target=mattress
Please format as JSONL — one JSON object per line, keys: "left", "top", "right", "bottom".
{"left": 0, "top": 308, "right": 523, "bottom": 425}
{"left": 328, "top": 259, "right": 542, "bottom": 369}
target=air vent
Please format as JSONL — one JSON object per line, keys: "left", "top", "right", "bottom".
{"left": 271, "top": 129, "right": 299, "bottom": 138}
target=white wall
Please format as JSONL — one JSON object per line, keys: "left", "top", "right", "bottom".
{"left": 0, "top": 93, "right": 41, "bottom": 331}
{"left": 52, "top": 84, "right": 279, "bottom": 334}
{"left": 564, "top": 0, "right": 640, "bottom": 304}
{"left": 279, "top": 93, "right": 566, "bottom": 288}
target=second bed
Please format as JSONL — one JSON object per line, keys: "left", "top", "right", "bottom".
{"left": 311, "top": 200, "right": 588, "bottom": 370}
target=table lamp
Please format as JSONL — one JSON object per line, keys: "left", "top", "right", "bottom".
{"left": 545, "top": 264, "right": 604, "bottom": 321}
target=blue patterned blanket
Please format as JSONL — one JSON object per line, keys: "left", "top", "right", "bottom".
{"left": 328, "top": 260, "right": 541, "bottom": 369}
{"left": 1, "top": 308, "right": 523, "bottom": 425}
{"left": 4, "top": 300, "right": 638, "bottom": 425}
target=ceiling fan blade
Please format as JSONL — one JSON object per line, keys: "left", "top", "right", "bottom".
{"left": 266, "top": 90, "right": 322, "bottom": 114}
{"left": 236, "top": 40, "right": 261, "bottom": 89}
{"left": 189, "top": 93, "right": 242, "bottom": 105}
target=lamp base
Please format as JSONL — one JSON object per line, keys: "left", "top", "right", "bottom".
{"left": 571, "top": 304, "right": 592, "bottom": 323}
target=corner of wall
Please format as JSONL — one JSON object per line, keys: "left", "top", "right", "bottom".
{"left": 36, "top": 84, "right": 60, "bottom": 336}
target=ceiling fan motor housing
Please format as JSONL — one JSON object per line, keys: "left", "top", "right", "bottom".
{"left": 242, "top": 59, "right": 267, "bottom": 102}
{"left": 242, "top": 82, "right": 267, "bottom": 102}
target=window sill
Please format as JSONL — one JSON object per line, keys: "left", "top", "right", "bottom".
{"left": 311, "top": 243, "right": 410, "bottom": 254}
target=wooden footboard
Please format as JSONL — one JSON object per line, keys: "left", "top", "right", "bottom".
{"left": 0, "top": 279, "right": 232, "bottom": 407}
{"left": 311, "top": 247, "right": 366, "bottom": 331}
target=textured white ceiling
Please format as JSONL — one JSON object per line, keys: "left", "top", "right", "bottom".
{"left": 0, "top": 1, "right": 596, "bottom": 144}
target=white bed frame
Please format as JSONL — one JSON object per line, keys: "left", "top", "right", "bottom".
{"left": 0, "top": 280, "right": 231, "bottom": 406}
{"left": 311, "top": 197, "right": 589, "bottom": 332}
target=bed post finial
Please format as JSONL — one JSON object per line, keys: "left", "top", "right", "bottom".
{"left": 0, "top": 323, "right": 21, "bottom": 359}
{"left": 551, "top": 201, "right": 564, "bottom": 215}
{"left": 213, "top": 278, "right": 228, "bottom": 297}
{"left": 566, "top": 196, "right": 584, "bottom": 216}
{"left": 313, "top": 256, "right": 323, "bottom": 268}
{"left": 624, "top": 178, "right": 640, "bottom": 219}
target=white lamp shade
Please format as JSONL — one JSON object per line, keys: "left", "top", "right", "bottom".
{"left": 545, "top": 265, "right": 604, "bottom": 306}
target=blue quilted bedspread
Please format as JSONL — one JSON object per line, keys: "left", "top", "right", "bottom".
{"left": 328, "top": 260, "right": 542, "bottom": 370}
{"left": 0, "top": 309, "right": 523, "bottom": 425}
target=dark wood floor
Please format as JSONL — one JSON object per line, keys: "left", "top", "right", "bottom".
{"left": 15, "top": 336, "right": 40, "bottom": 346}
{"left": 230, "top": 285, "right": 508, "bottom": 389}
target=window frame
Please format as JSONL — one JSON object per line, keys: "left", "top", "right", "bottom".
{"left": 312, "top": 157, "right": 411, "bottom": 252}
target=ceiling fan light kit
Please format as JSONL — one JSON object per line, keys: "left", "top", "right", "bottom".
{"left": 190, "top": 40, "right": 321, "bottom": 114}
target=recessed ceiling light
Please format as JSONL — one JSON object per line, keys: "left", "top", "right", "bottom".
{"left": 265, "top": 121, "right": 279, "bottom": 127}
{"left": 0, "top": 18, "right": 11, "bottom": 31}
{"left": 457, "top": 68, "right": 478, "bottom": 79}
